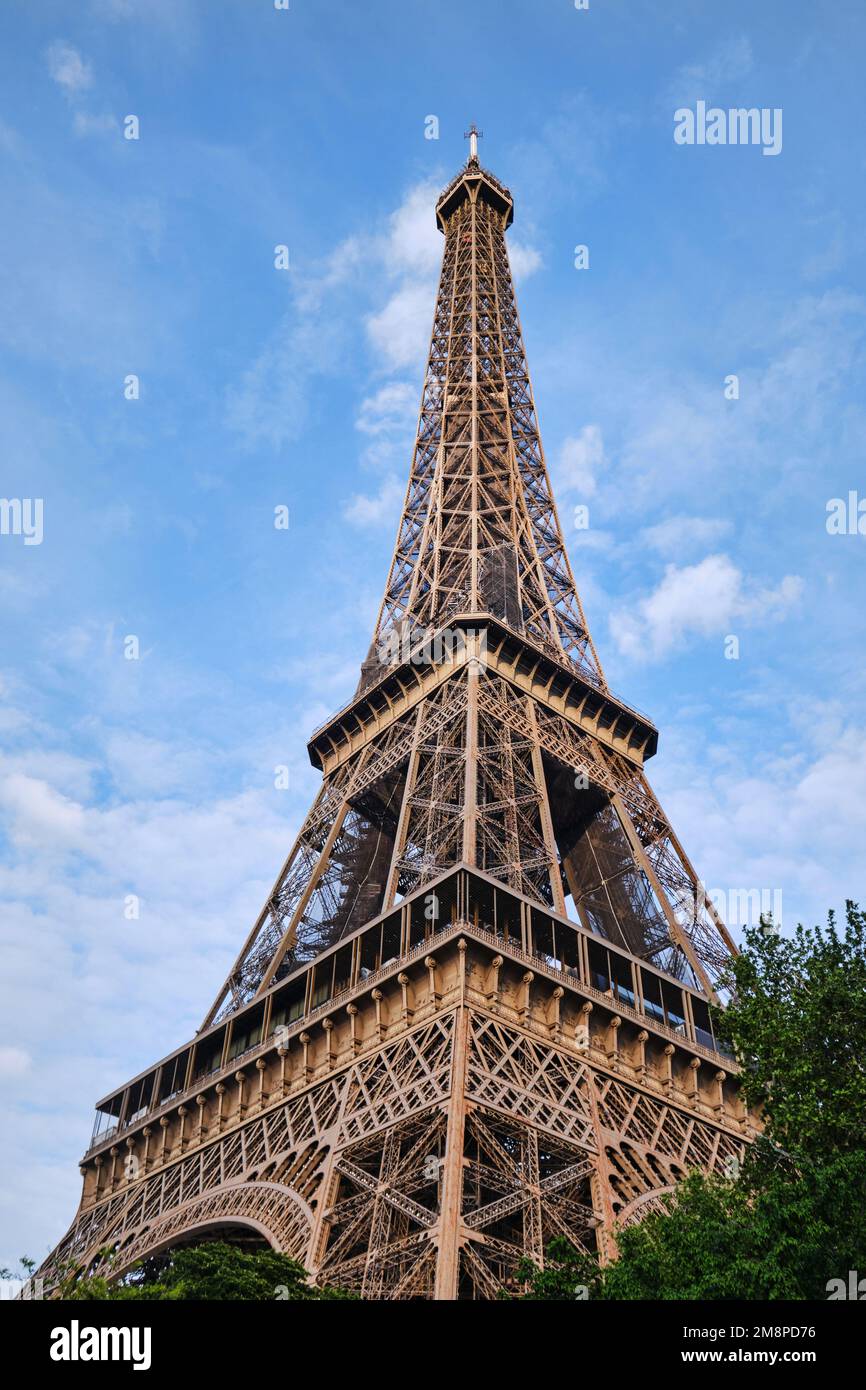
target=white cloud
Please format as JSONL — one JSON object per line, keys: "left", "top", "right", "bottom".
{"left": 362, "top": 181, "right": 442, "bottom": 372}
{"left": 0, "top": 773, "right": 87, "bottom": 850}
{"left": 386, "top": 181, "right": 442, "bottom": 276}
{"left": 366, "top": 281, "right": 434, "bottom": 372}
{"left": 667, "top": 36, "right": 753, "bottom": 107}
{"left": 755, "top": 289, "right": 866, "bottom": 431}
{"left": 342, "top": 474, "right": 404, "bottom": 529}
{"left": 293, "top": 235, "right": 366, "bottom": 315}
{"left": 0, "top": 749, "right": 94, "bottom": 802}
{"left": 567, "top": 287, "right": 866, "bottom": 524}
{"left": 611, "top": 554, "right": 802, "bottom": 660}
{"left": 570, "top": 527, "right": 616, "bottom": 553}
{"left": 73, "top": 111, "right": 118, "bottom": 138}
{"left": 653, "top": 713, "right": 866, "bottom": 936}
{"left": 508, "top": 240, "right": 543, "bottom": 282}
{"left": 225, "top": 315, "right": 342, "bottom": 451}
{"left": 228, "top": 181, "right": 440, "bottom": 447}
{"left": 46, "top": 41, "right": 93, "bottom": 96}
{"left": 103, "top": 733, "right": 212, "bottom": 798}
{"left": 618, "top": 396, "right": 727, "bottom": 504}
{"left": 354, "top": 381, "right": 417, "bottom": 474}
{"left": 88, "top": 0, "right": 201, "bottom": 44}
{"left": 356, "top": 381, "right": 417, "bottom": 437}
{"left": 509, "top": 93, "right": 613, "bottom": 208}
{"left": 0, "top": 1047, "right": 31, "bottom": 1079}
{"left": 739, "top": 573, "right": 804, "bottom": 623}
{"left": 0, "top": 743, "right": 299, "bottom": 1265}
{"left": 554, "top": 424, "right": 606, "bottom": 498}
{"left": 91, "top": 0, "right": 137, "bottom": 15}
{"left": 642, "top": 514, "right": 733, "bottom": 558}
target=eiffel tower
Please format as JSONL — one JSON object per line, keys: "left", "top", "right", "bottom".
{"left": 39, "top": 133, "right": 754, "bottom": 1300}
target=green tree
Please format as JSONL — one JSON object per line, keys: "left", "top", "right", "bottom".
{"left": 55, "top": 1241, "right": 354, "bottom": 1301}
{"left": 520, "top": 903, "right": 866, "bottom": 1301}
{"left": 715, "top": 904, "right": 866, "bottom": 1159}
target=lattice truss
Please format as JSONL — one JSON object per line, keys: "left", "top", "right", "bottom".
{"left": 43, "top": 1008, "right": 744, "bottom": 1298}
{"left": 40, "top": 1015, "right": 456, "bottom": 1289}
{"left": 202, "top": 158, "right": 736, "bottom": 1027}
{"left": 368, "top": 173, "right": 604, "bottom": 686}
{"left": 207, "top": 662, "right": 733, "bottom": 1024}
{"left": 315, "top": 1107, "right": 599, "bottom": 1300}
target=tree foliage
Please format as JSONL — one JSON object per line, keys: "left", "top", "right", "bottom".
{"left": 715, "top": 904, "right": 866, "bottom": 1159}
{"left": 520, "top": 903, "right": 866, "bottom": 1300}
{"left": 51, "top": 1241, "right": 354, "bottom": 1301}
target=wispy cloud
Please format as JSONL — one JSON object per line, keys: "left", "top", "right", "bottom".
{"left": 553, "top": 424, "right": 606, "bottom": 499}
{"left": 46, "top": 41, "right": 93, "bottom": 96}
{"left": 508, "top": 239, "right": 543, "bottom": 281}
{"left": 73, "top": 111, "right": 118, "bottom": 138}
{"left": 342, "top": 474, "right": 405, "bottom": 529}
{"left": 665, "top": 36, "right": 754, "bottom": 108}
{"left": 366, "top": 280, "right": 433, "bottom": 371}
{"left": 642, "top": 515, "right": 733, "bottom": 559}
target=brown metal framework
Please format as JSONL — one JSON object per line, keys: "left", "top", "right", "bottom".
{"left": 202, "top": 151, "right": 734, "bottom": 1027}
{"left": 38, "top": 149, "right": 747, "bottom": 1300}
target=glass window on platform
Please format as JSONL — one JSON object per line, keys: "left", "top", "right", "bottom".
{"left": 381, "top": 914, "right": 401, "bottom": 968}
{"left": 91, "top": 1094, "right": 124, "bottom": 1145}
{"left": 409, "top": 894, "right": 429, "bottom": 949}
{"left": 588, "top": 940, "right": 610, "bottom": 993}
{"left": 270, "top": 977, "right": 306, "bottom": 1037}
{"left": 436, "top": 875, "right": 458, "bottom": 931}
{"left": 227, "top": 1005, "right": 264, "bottom": 1061}
{"left": 470, "top": 876, "right": 496, "bottom": 934}
{"left": 690, "top": 995, "right": 715, "bottom": 1051}
{"left": 662, "top": 979, "right": 686, "bottom": 1033}
{"left": 359, "top": 923, "right": 381, "bottom": 978}
{"left": 157, "top": 1049, "right": 190, "bottom": 1107}
{"left": 557, "top": 920, "right": 580, "bottom": 974}
{"left": 610, "top": 951, "right": 636, "bottom": 1008}
{"left": 124, "top": 1071, "right": 156, "bottom": 1125}
{"left": 310, "top": 961, "right": 331, "bottom": 1010}
{"left": 495, "top": 888, "right": 522, "bottom": 947}
{"left": 640, "top": 969, "right": 666, "bottom": 1026}
{"left": 332, "top": 942, "right": 353, "bottom": 996}
{"left": 531, "top": 910, "right": 558, "bottom": 969}
{"left": 193, "top": 1030, "right": 226, "bottom": 1081}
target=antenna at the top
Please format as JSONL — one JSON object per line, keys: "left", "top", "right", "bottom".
{"left": 464, "top": 122, "right": 482, "bottom": 164}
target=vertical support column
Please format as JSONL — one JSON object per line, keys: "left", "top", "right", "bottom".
{"left": 522, "top": 1128, "right": 544, "bottom": 1268}
{"left": 362, "top": 1126, "right": 401, "bottom": 1300}
{"left": 462, "top": 664, "right": 479, "bottom": 865}
{"left": 664, "top": 816, "right": 739, "bottom": 958}
{"left": 584, "top": 1064, "right": 620, "bottom": 1264}
{"left": 611, "top": 791, "right": 716, "bottom": 999}
{"left": 484, "top": 211, "right": 525, "bottom": 623}
{"left": 384, "top": 703, "right": 425, "bottom": 907}
{"left": 526, "top": 698, "right": 567, "bottom": 916}
{"left": 434, "top": 945, "right": 469, "bottom": 1300}
{"left": 468, "top": 194, "right": 480, "bottom": 609}
{"left": 257, "top": 755, "right": 373, "bottom": 996}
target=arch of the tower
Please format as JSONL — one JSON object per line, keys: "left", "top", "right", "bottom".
{"left": 71, "top": 1179, "right": 316, "bottom": 1288}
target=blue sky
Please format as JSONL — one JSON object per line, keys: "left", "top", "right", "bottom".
{"left": 1, "top": 0, "right": 865, "bottom": 1269}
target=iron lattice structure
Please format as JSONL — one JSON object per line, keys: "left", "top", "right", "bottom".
{"left": 39, "top": 149, "right": 751, "bottom": 1301}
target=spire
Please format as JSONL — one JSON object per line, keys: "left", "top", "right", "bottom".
{"left": 364, "top": 141, "right": 596, "bottom": 689}
{"left": 464, "top": 121, "right": 482, "bottom": 164}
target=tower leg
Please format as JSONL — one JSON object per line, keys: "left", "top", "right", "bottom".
{"left": 434, "top": 1001, "right": 469, "bottom": 1299}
